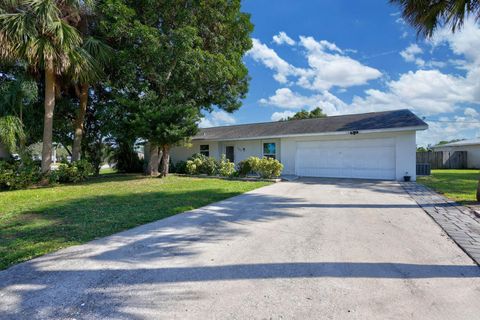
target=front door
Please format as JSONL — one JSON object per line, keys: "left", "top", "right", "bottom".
{"left": 226, "top": 146, "right": 234, "bottom": 163}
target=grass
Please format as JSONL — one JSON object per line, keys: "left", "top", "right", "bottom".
{"left": 0, "top": 174, "right": 270, "bottom": 270}
{"left": 417, "top": 169, "right": 480, "bottom": 203}
{"left": 99, "top": 167, "right": 117, "bottom": 175}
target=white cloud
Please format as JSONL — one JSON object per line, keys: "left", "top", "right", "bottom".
{"left": 255, "top": 20, "right": 480, "bottom": 144}
{"left": 199, "top": 111, "right": 236, "bottom": 128}
{"left": 270, "top": 111, "right": 296, "bottom": 121}
{"left": 351, "top": 69, "right": 477, "bottom": 115}
{"left": 431, "top": 18, "right": 480, "bottom": 63}
{"left": 247, "top": 37, "right": 382, "bottom": 90}
{"left": 418, "top": 113, "right": 480, "bottom": 146}
{"left": 259, "top": 87, "right": 347, "bottom": 115}
{"left": 262, "top": 68, "right": 478, "bottom": 117}
{"left": 260, "top": 88, "right": 317, "bottom": 109}
{"left": 464, "top": 107, "right": 479, "bottom": 118}
{"left": 272, "top": 32, "right": 295, "bottom": 46}
{"left": 297, "top": 36, "right": 382, "bottom": 90}
{"left": 247, "top": 38, "right": 298, "bottom": 83}
{"left": 260, "top": 87, "right": 349, "bottom": 116}
{"left": 400, "top": 44, "right": 425, "bottom": 67}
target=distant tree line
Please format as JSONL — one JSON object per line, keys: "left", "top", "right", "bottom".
{"left": 279, "top": 107, "right": 327, "bottom": 121}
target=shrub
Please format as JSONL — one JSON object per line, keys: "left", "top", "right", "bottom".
{"left": 56, "top": 160, "right": 94, "bottom": 183}
{"left": 110, "top": 143, "right": 144, "bottom": 173}
{"left": 218, "top": 154, "right": 235, "bottom": 177}
{"left": 186, "top": 159, "right": 199, "bottom": 175}
{"left": 174, "top": 160, "right": 187, "bottom": 174}
{"left": 237, "top": 156, "right": 260, "bottom": 177}
{"left": 256, "top": 157, "right": 283, "bottom": 179}
{"left": 186, "top": 153, "right": 218, "bottom": 175}
{"left": 0, "top": 159, "right": 42, "bottom": 190}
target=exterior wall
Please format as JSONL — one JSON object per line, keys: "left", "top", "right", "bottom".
{"left": 395, "top": 132, "right": 417, "bottom": 180}
{"left": 434, "top": 145, "right": 480, "bottom": 169}
{"left": 170, "top": 131, "right": 418, "bottom": 181}
{"left": 170, "top": 138, "right": 280, "bottom": 165}
{"left": 280, "top": 131, "right": 417, "bottom": 181}
{"left": 170, "top": 141, "right": 220, "bottom": 163}
{"left": 0, "top": 143, "right": 9, "bottom": 159}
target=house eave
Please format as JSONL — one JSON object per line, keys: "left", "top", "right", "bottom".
{"left": 193, "top": 125, "right": 428, "bottom": 142}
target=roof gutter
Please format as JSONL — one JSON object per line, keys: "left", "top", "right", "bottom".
{"left": 193, "top": 125, "right": 428, "bottom": 142}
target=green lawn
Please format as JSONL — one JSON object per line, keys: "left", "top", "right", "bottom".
{"left": 417, "top": 169, "right": 480, "bottom": 203}
{"left": 99, "top": 167, "right": 117, "bottom": 175}
{"left": 0, "top": 175, "right": 270, "bottom": 270}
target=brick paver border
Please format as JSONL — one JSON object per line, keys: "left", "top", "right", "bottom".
{"left": 402, "top": 182, "right": 480, "bottom": 265}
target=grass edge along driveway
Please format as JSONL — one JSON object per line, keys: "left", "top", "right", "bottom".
{"left": 0, "top": 175, "right": 270, "bottom": 270}
{"left": 417, "top": 169, "right": 480, "bottom": 204}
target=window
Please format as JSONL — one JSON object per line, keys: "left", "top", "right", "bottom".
{"left": 200, "top": 145, "right": 209, "bottom": 157}
{"left": 263, "top": 143, "right": 276, "bottom": 159}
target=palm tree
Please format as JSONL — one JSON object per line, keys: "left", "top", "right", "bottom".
{"left": 391, "top": 0, "right": 480, "bottom": 200}
{"left": 0, "top": 0, "right": 85, "bottom": 175}
{"left": 0, "top": 115, "right": 25, "bottom": 153}
{"left": 390, "top": 0, "right": 480, "bottom": 37}
{"left": 70, "top": 37, "right": 110, "bottom": 162}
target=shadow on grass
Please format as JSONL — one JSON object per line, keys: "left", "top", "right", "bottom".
{"left": 0, "top": 187, "right": 273, "bottom": 270}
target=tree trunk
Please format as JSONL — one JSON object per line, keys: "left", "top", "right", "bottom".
{"left": 72, "top": 83, "right": 88, "bottom": 161}
{"left": 146, "top": 143, "right": 160, "bottom": 176}
{"left": 41, "top": 62, "right": 56, "bottom": 176}
{"left": 477, "top": 178, "right": 480, "bottom": 202}
{"left": 160, "top": 144, "right": 170, "bottom": 177}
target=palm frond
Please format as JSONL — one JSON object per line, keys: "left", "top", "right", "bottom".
{"left": 67, "top": 46, "right": 102, "bottom": 83}
{"left": 391, "top": 0, "right": 480, "bottom": 37}
{"left": 0, "top": 115, "right": 25, "bottom": 152}
{"left": 83, "top": 36, "right": 112, "bottom": 65}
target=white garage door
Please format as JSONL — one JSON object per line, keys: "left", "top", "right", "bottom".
{"left": 295, "top": 138, "right": 396, "bottom": 180}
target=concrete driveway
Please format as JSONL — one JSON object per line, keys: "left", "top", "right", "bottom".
{"left": 1, "top": 178, "right": 480, "bottom": 319}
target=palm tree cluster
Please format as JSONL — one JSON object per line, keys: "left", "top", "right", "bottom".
{"left": 0, "top": 0, "right": 108, "bottom": 175}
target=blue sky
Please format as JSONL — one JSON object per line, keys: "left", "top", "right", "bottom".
{"left": 200, "top": 0, "right": 480, "bottom": 147}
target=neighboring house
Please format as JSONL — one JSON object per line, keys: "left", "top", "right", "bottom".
{"left": 433, "top": 139, "right": 480, "bottom": 169}
{"left": 170, "top": 109, "right": 428, "bottom": 181}
{"left": 0, "top": 142, "right": 9, "bottom": 159}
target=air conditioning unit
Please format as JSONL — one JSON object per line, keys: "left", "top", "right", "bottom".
{"left": 416, "top": 163, "right": 431, "bottom": 176}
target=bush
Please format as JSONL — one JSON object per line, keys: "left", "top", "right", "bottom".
{"left": 56, "top": 160, "right": 94, "bottom": 183}
{"left": 0, "top": 159, "right": 42, "bottom": 190}
{"left": 186, "top": 153, "right": 218, "bottom": 175}
{"left": 110, "top": 142, "right": 144, "bottom": 173}
{"left": 218, "top": 155, "right": 235, "bottom": 177}
{"left": 237, "top": 156, "right": 260, "bottom": 177}
{"left": 256, "top": 157, "right": 283, "bottom": 178}
{"left": 173, "top": 160, "right": 187, "bottom": 174}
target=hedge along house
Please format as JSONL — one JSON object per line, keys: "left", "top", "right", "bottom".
{"left": 170, "top": 109, "right": 428, "bottom": 181}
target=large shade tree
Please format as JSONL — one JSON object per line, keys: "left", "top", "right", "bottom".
{"left": 0, "top": 0, "right": 95, "bottom": 175}
{"left": 390, "top": 0, "right": 480, "bottom": 199}
{"left": 98, "top": 0, "right": 253, "bottom": 176}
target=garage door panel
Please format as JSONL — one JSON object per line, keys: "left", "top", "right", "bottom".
{"left": 295, "top": 139, "right": 396, "bottom": 180}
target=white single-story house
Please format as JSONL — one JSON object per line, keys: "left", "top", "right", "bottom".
{"left": 170, "top": 109, "right": 428, "bottom": 181}
{"left": 433, "top": 139, "right": 480, "bottom": 169}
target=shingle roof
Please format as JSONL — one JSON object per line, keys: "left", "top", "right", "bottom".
{"left": 194, "top": 109, "right": 427, "bottom": 141}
